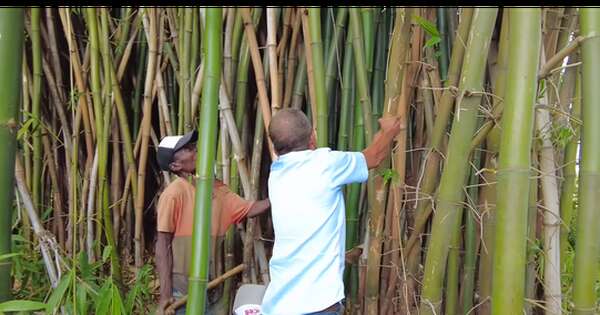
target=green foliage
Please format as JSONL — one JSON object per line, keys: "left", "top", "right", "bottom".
{"left": 9, "top": 237, "right": 155, "bottom": 314}
{"left": 379, "top": 168, "right": 399, "bottom": 184}
{"left": 413, "top": 15, "right": 441, "bottom": 49}
{"left": 0, "top": 300, "right": 46, "bottom": 313}
{"left": 551, "top": 125, "right": 575, "bottom": 149}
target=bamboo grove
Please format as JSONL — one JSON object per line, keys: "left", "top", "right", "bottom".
{"left": 0, "top": 6, "right": 598, "bottom": 315}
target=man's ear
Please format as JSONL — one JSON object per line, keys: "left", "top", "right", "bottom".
{"left": 169, "top": 161, "right": 182, "bottom": 173}
{"left": 308, "top": 130, "right": 317, "bottom": 150}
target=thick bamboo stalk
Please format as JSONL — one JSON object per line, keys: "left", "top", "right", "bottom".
{"left": 491, "top": 8, "right": 540, "bottom": 315}
{"left": 308, "top": 7, "right": 328, "bottom": 147}
{"left": 0, "top": 8, "right": 23, "bottom": 302}
{"left": 536, "top": 56, "right": 562, "bottom": 315}
{"left": 337, "top": 26, "right": 354, "bottom": 152}
{"left": 224, "top": 8, "right": 236, "bottom": 98}
{"left": 419, "top": 8, "right": 497, "bottom": 315}
{"left": 98, "top": 8, "right": 121, "bottom": 280}
{"left": 476, "top": 11, "right": 509, "bottom": 314}
{"left": 572, "top": 8, "right": 600, "bottom": 315}
{"left": 30, "top": 8, "right": 43, "bottom": 213}
{"left": 349, "top": 8, "right": 374, "bottom": 142}
{"left": 187, "top": 8, "right": 222, "bottom": 314}
{"left": 461, "top": 148, "right": 481, "bottom": 315}
{"left": 525, "top": 162, "right": 539, "bottom": 315}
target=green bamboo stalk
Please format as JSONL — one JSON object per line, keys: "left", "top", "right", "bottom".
{"left": 349, "top": 8, "right": 373, "bottom": 142}
{"left": 0, "top": 8, "right": 23, "bottom": 302}
{"left": 97, "top": 8, "right": 121, "bottom": 281}
{"left": 30, "top": 7, "right": 42, "bottom": 212}
{"left": 186, "top": 8, "right": 221, "bottom": 314}
{"left": 323, "top": 8, "right": 333, "bottom": 61}
{"left": 114, "top": 7, "right": 133, "bottom": 63}
{"left": 491, "top": 8, "right": 540, "bottom": 315}
{"left": 291, "top": 48, "right": 307, "bottom": 110}
{"left": 135, "top": 8, "right": 159, "bottom": 267}
{"left": 572, "top": 8, "right": 600, "bottom": 315}
{"left": 223, "top": 8, "right": 236, "bottom": 99}
{"left": 360, "top": 7, "right": 375, "bottom": 82}
{"left": 230, "top": 9, "right": 244, "bottom": 92}
{"left": 461, "top": 147, "right": 481, "bottom": 314}
{"left": 476, "top": 11, "right": 509, "bottom": 314}
{"left": 325, "top": 8, "right": 348, "bottom": 100}
{"left": 419, "top": 8, "right": 497, "bottom": 315}
{"left": 283, "top": 9, "right": 302, "bottom": 109}
{"left": 190, "top": 9, "right": 199, "bottom": 87}
{"left": 559, "top": 64, "right": 580, "bottom": 272}
{"left": 20, "top": 56, "right": 33, "bottom": 246}
{"left": 85, "top": 7, "right": 106, "bottom": 260}
{"left": 445, "top": 220, "right": 461, "bottom": 315}
{"left": 307, "top": 8, "right": 328, "bottom": 147}
{"left": 525, "top": 157, "right": 539, "bottom": 315}
{"left": 436, "top": 8, "right": 450, "bottom": 81}
{"left": 337, "top": 27, "right": 354, "bottom": 152}
{"left": 371, "top": 10, "right": 386, "bottom": 127}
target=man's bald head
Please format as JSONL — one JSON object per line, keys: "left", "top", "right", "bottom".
{"left": 269, "top": 109, "right": 313, "bottom": 156}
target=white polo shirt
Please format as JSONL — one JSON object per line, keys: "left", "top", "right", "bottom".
{"left": 261, "top": 148, "right": 369, "bottom": 315}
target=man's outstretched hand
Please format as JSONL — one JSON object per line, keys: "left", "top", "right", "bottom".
{"left": 378, "top": 116, "right": 402, "bottom": 139}
{"left": 362, "top": 116, "right": 403, "bottom": 169}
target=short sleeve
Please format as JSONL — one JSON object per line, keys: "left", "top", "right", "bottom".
{"left": 213, "top": 183, "right": 255, "bottom": 236}
{"left": 327, "top": 151, "right": 369, "bottom": 187}
{"left": 156, "top": 193, "right": 179, "bottom": 233}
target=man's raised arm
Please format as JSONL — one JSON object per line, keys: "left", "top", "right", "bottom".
{"left": 362, "top": 117, "right": 402, "bottom": 169}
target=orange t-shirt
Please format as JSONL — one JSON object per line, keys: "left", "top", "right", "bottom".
{"left": 156, "top": 177, "right": 253, "bottom": 237}
{"left": 156, "top": 177, "right": 254, "bottom": 293}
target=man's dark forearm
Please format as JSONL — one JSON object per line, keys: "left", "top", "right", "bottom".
{"left": 156, "top": 232, "right": 174, "bottom": 302}
{"left": 362, "top": 129, "right": 395, "bottom": 169}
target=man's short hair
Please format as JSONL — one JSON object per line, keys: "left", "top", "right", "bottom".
{"left": 269, "top": 109, "right": 312, "bottom": 156}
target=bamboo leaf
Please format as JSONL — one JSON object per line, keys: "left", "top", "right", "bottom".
{"left": 111, "top": 283, "right": 125, "bottom": 315}
{"left": 102, "top": 245, "right": 112, "bottom": 263}
{"left": 45, "top": 271, "right": 72, "bottom": 314}
{"left": 0, "top": 300, "right": 46, "bottom": 312}
{"left": 77, "top": 282, "right": 89, "bottom": 315}
{"left": 413, "top": 14, "right": 440, "bottom": 37}
{"left": 425, "top": 36, "right": 442, "bottom": 49}
{"left": 0, "top": 253, "right": 21, "bottom": 261}
{"left": 95, "top": 280, "right": 112, "bottom": 315}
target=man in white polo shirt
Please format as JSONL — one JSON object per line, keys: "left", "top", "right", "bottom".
{"left": 261, "top": 109, "right": 401, "bottom": 315}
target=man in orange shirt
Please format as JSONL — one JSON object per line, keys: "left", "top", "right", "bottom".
{"left": 155, "top": 130, "right": 270, "bottom": 315}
